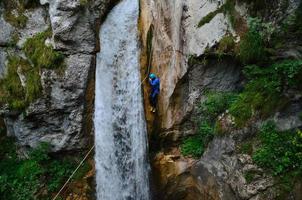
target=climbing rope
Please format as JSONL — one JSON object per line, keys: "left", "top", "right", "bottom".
{"left": 52, "top": 145, "right": 95, "bottom": 200}
{"left": 52, "top": 74, "right": 149, "bottom": 200}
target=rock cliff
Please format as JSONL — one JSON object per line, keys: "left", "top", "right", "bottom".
{"left": 0, "top": 0, "right": 116, "bottom": 151}
{"left": 140, "top": 0, "right": 302, "bottom": 199}
{"left": 0, "top": 0, "right": 302, "bottom": 199}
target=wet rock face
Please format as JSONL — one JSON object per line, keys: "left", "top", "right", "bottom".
{"left": 163, "top": 57, "right": 242, "bottom": 141}
{"left": 0, "top": 0, "right": 115, "bottom": 151}
{"left": 140, "top": 0, "right": 236, "bottom": 135}
{"left": 140, "top": 0, "right": 302, "bottom": 199}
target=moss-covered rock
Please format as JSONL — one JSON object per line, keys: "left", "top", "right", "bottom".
{"left": 23, "top": 29, "right": 65, "bottom": 70}
{"left": 0, "top": 55, "right": 27, "bottom": 110}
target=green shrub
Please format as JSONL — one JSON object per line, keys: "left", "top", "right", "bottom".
{"left": 238, "top": 19, "right": 265, "bottom": 64}
{"left": 201, "top": 91, "right": 238, "bottom": 121}
{"left": 47, "top": 159, "right": 74, "bottom": 192}
{"left": 181, "top": 122, "right": 214, "bottom": 158}
{"left": 253, "top": 122, "right": 302, "bottom": 176}
{"left": 181, "top": 92, "right": 238, "bottom": 158}
{"left": 23, "top": 30, "right": 65, "bottom": 69}
{"left": 229, "top": 78, "right": 282, "bottom": 126}
{"left": 0, "top": 139, "right": 89, "bottom": 199}
{"left": 229, "top": 60, "right": 302, "bottom": 126}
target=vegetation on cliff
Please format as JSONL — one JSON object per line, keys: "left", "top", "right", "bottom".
{"left": 0, "top": 135, "right": 91, "bottom": 200}
{"left": 0, "top": 29, "right": 65, "bottom": 110}
{"left": 182, "top": 2, "right": 302, "bottom": 193}
{"left": 181, "top": 92, "right": 237, "bottom": 158}
{"left": 197, "top": 0, "right": 237, "bottom": 28}
{"left": 1, "top": 0, "right": 40, "bottom": 28}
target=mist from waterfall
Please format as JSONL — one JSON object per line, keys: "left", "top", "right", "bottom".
{"left": 94, "top": 0, "right": 150, "bottom": 199}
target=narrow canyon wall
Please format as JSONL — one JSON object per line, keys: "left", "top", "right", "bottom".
{"left": 140, "top": 0, "right": 302, "bottom": 199}
{"left": 140, "top": 0, "right": 235, "bottom": 138}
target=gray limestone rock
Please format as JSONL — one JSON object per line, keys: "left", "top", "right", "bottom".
{"left": 4, "top": 54, "right": 94, "bottom": 151}
{"left": 1, "top": 0, "right": 116, "bottom": 152}
{"left": 0, "top": 13, "right": 14, "bottom": 46}
{"left": 0, "top": 48, "right": 7, "bottom": 78}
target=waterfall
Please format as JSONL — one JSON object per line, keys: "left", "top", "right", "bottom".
{"left": 94, "top": 0, "right": 150, "bottom": 199}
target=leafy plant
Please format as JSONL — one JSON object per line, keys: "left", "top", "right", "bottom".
{"left": 0, "top": 139, "right": 90, "bottom": 199}
{"left": 238, "top": 18, "right": 265, "bottom": 64}
{"left": 181, "top": 92, "right": 236, "bottom": 158}
{"left": 200, "top": 91, "right": 238, "bottom": 121}
{"left": 181, "top": 121, "right": 214, "bottom": 158}
{"left": 229, "top": 60, "right": 302, "bottom": 126}
{"left": 253, "top": 122, "right": 302, "bottom": 176}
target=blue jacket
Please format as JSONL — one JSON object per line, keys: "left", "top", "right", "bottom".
{"left": 149, "top": 78, "right": 160, "bottom": 95}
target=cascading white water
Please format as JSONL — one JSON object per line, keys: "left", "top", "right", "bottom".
{"left": 94, "top": 0, "right": 150, "bottom": 199}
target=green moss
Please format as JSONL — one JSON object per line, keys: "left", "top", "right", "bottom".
{"left": 181, "top": 135, "right": 204, "bottom": 158}
{"left": 24, "top": 69, "right": 42, "bottom": 102}
{"left": 0, "top": 56, "right": 27, "bottom": 110}
{"left": 217, "top": 35, "right": 236, "bottom": 55}
{"left": 0, "top": 30, "right": 65, "bottom": 111}
{"left": 5, "top": 13, "right": 28, "bottom": 28}
{"left": 188, "top": 54, "right": 207, "bottom": 66}
{"left": 0, "top": 54, "right": 44, "bottom": 110}
{"left": 197, "top": 0, "right": 239, "bottom": 29}
{"left": 198, "top": 9, "right": 222, "bottom": 27}
{"left": 23, "top": 29, "right": 65, "bottom": 70}
{"left": 2, "top": 0, "right": 28, "bottom": 28}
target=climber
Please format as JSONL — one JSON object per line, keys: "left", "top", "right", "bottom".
{"left": 149, "top": 73, "right": 160, "bottom": 113}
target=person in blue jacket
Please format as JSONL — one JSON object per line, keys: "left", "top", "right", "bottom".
{"left": 149, "top": 73, "right": 160, "bottom": 113}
